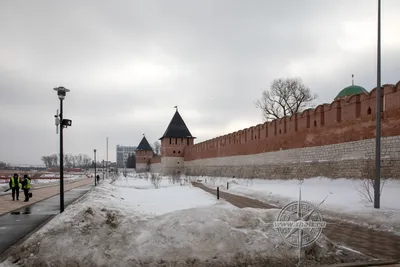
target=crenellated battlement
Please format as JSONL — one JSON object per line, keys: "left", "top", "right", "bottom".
{"left": 184, "top": 81, "right": 400, "bottom": 161}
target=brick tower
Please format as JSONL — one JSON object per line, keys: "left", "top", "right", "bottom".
{"left": 135, "top": 135, "right": 153, "bottom": 172}
{"left": 159, "top": 108, "right": 195, "bottom": 174}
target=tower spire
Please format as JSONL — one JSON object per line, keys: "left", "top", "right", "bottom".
{"left": 174, "top": 105, "right": 178, "bottom": 112}
{"left": 352, "top": 74, "right": 354, "bottom": 86}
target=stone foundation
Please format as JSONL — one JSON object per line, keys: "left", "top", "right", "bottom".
{"left": 136, "top": 163, "right": 149, "bottom": 172}
{"left": 149, "top": 162, "right": 162, "bottom": 173}
{"left": 184, "top": 159, "right": 400, "bottom": 179}
{"left": 183, "top": 136, "right": 400, "bottom": 179}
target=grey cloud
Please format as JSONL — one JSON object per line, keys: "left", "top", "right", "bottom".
{"left": 0, "top": 0, "right": 399, "bottom": 165}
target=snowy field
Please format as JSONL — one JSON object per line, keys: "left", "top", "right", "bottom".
{"left": 0, "top": 174, "right": 367, "bottom": 267}
{"left": 199, "top": 176, "right": 400, "bottom": 235}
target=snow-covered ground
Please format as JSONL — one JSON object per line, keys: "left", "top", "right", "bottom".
{"left": 0, "top": 174, "right": 367, "bottom": 267}
{"left": 38, "top": 173, "right": 87, "bottom": 178}
{"left": 198, "top": 176, "right": 400, "bottom": 235}
{"left": 30, "top": 174, "right": 88, "bottom": 185}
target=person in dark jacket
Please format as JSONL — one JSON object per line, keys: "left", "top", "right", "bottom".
{"left": 9, "top": 173, "right": 21, "bottom": 201}
{"left": 20, "top": 174, "right": 31, "bottom": 202}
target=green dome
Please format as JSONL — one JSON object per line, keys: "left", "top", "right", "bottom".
{"left": 335, "top": 85, "right": 368, "bottom": 100}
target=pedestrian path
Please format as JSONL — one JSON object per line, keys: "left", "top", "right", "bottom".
{"left": 192, "top": 182, "right": 400, "bottom": 261}
{"left": 0, "top": 178, "right": 93, "bottom": 215}
{"left": 0, "top": 183, "right": 93, "bottom": 257}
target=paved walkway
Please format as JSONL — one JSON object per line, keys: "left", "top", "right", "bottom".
{"left": 192, "top": 183, "right": 400, "bottom": 261}
{"left": 0, "top": 178, "right": 94, "bottom": 215}
{"left": 0, "top": 183, "right": 93, "bottom": 257}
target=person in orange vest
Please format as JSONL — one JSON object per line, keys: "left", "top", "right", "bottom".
{"left": 9, "top": 173, "right": 21, "bottom": 201}
{"left": 20, "top": 174, "right": 31, "bottom": 202}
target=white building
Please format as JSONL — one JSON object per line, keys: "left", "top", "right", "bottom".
{"left": 116, "top": 145, "right": 136, "bottom": 168}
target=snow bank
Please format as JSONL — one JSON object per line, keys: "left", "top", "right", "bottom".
{"left": 1, "top": 175, "right": 368, "bottom": 267}
{"left": 200, "top": 176, "right": 400, "bottom": 235}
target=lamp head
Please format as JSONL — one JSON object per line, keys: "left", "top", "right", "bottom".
{"left": 53, "top": 86, "right": 70, "bottom": 100}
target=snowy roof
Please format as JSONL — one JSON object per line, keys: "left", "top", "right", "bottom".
{"left": 159, "top": 110, "right": 194, "bottom": 140}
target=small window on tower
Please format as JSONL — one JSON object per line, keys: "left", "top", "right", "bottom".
{"left": 178, "top": 151, "right": 181, "bottom": 153}
{"left": 173, "top": 150, "right": 176, "bottom": 153}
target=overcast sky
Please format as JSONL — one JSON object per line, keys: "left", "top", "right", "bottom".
{"left": 1, "top": 0, "right": 399, "bottom": 165}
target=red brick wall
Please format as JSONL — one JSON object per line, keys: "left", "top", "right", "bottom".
{"left": 161, "top": 137, "right": 194, "bottom": 158}
{"left": 150, "top": 156, "right": 161, "bottom": 164}
{"left": 184, "top": 81, "right": 400, "bottom": 161}
{"left": 136, "top": 150, "right": 153, "bottom": 164}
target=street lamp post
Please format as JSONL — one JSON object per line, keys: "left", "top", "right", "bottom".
{"left": 54, "top": 86, "right": 72, "bottom": 213}
{"left": 94, "top": 149, "right": 97, "bottom": 186}
{"left": 374, "top": 0, "right": 382, "bottom": 209}
{"left": 102, "top": 160, "right": 105, "bottom": 180}
{"left": 106, "top": 137, "right": 109, "bottom": 180}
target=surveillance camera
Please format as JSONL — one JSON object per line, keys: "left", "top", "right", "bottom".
{"left": 62, "top": 119, "right": 72, "bottom": 127}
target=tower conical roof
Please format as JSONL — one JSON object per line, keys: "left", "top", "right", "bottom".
{"left": 136, "top": 136, "right": 153, "bottom": 151}
{"left": 160, "top": 110, "right": 194, "bottom": 140}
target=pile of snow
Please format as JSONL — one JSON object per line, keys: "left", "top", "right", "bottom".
{"left": 1, "top": 174, "right": 368, "bottom": 267}
{"left": 200, "top": 176, "right": 400, "bottom": 235}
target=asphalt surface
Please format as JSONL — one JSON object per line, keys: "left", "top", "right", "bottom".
{"left": 0, "top": 184, "right": 93, "bottom": 256}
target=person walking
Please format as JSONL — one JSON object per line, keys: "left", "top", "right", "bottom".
{"left": 21, "top": 174, "right": 31, "bottom": 202}
{"left": 9, "top": 173, "right": 21, "bottom": 201}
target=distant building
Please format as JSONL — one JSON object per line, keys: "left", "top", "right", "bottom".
{"left": 116, "top": 145, "right": 136, "bottom": 168}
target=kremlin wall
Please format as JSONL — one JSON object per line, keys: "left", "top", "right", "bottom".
{"left": 136, "top": 81, "right": 400, "bottom": 179}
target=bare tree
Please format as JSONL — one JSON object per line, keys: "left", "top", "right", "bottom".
{"left": 150, "top": 172, "right": 162, "bottom": 188}
{"left": 82, "top": 154, "right": 92, "bottom": 169}
{"left": 152, "top": 141, "right": 161, "bottom": 156}
{"left": 41, "top": 156, "right": 52, "bottom": 168}
{"left": 41, "top": 153, "right": 92, "bottom": 169}
{"left": 169, "top": 170, "right": 182, "bottom": 185}
{"left": 357, "top": 159, "right": 387, "bottom": 203}
{"left": 255, "top": 77, "right": 317, "bottom": 121}
{"left": 64, "top": 154, "right": 73, "bottom": 168}
{"left": 51, "top": 154, "right": 59, "bottom": 166}
{"left": 0, "top": 161, "right": 9, "bottom": 169}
